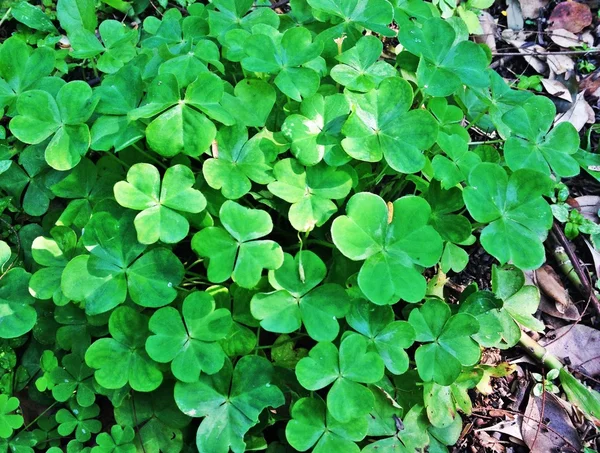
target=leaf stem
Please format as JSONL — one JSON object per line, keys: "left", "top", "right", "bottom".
{"left": 468, "top": 139, "right": 504, "bottom": 145}
{"left": 20, "top": 401, "right": 59, "bottom": 432}
{"left": 0, "top": 7, "right": 11, "bottom": 28}
{"left": 518, "top": 330, "right": 564, "bottom": 371}
{"left": 131, "top": 144, "right": 168, "bottom": 170}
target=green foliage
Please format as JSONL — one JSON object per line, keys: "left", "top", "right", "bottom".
{"left": 0, "top": 0, "right": 584, "bottom": 451}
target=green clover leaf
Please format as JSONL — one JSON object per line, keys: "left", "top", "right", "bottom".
{"left": 128, "top": 73, "right": 217, "bottom": 157}
{"left": 50, "top": 353, "right": 96, "bottom": 407}
{"left": 207, "top": 0, "right": 279, "bottom": 41}
{"left": 346, "top": 299, "right": 416, "bottom": 375}
{"left": 458, "top": 290, "right": 521, "bottom": 349}
{"left": 91, "top": 425, "right": 136, "bottom": 453}
{"left": 203, "top": 124, "right": 274, "bottom": 200}
{"left": 85, "top": 306, "right": 163, "bottom": 392}
{"left": 90, "top": 67, "right": 145, "bottom": 152}
{"left": 70, "top": 20, "right": 138, "bottom": 74}
{"left": 307, "top": 0, "right": 395, "bottom": 36}
{"left": 296, "top": 333, "right": 385, "bottom": 422}
{"left": 463, "top": 163, "right": 553, "bottom": 270}
{"left": 408, "top": 299, "right": 481, "bottom": 385}
{"left": 0, "top": 395, "right": 23, "bottom": 439}
{"left": 285, "top": 397, "right": 368, "bottom": 453}
{"left": 50, "top": 158, "right": 117, "bottom": 228}
{"left": 114, "top": 163, "right": 206, "bottom": 244}
{"left": 56, "top": 402, "right": 102, "bottom": 443}
{"left": 29, "top": 226, "right": 78, "bottom": 305}
{"left": 220, "top": 78, "right": 276, "bottom": 128}
{"left": 431, "top": 133, "right": 481, "bottom": 189}
{"left": 426, "top": 180, "right": 472, "bottom": 244}
{"left": 0, "top": 268, "right": 36, "bottom": 339}
{"left": 331, "top": 193, "right": 443, "bottom": 305}
{"left": 192, "top": 200, "right": 284, "bottom": 288}
{"left": 268, "top": 158, "right": 353, "bottom": 232}
{"left": 175, "top": 356, "right": 284, "bottom": 453}
{"left": 242, "top": 26, "right": 323, "bottom": 101}
{"left": 341, "top": 77, "right": 438, "bottom": 174}
{"left": 0, "top": 36, "right": 55, "bottom": 112}
{"left": 146, "top": 291, "right": 232, "bottom": 383}
{"left": 61, "top": 206, "right": 183, "bottom": 314}
{"left": 114, "top": 387, "right": 191, "bottom": 453}
{"left": 361, "top": 405, "right": 430, "bottom": 453}
{"left": 281, "top": 93, "right": 350, "bottom": 166}
{"left": 251, "top": 251, "right": 350, "bottom": 341}
{"left": 0, "top": 145, "right": 59, "bottom": 217}
{"left": 503, "top": 96, "right": 581, "bottom": 177}
{"left": 9, "top": 81, "right": 98, "bottom": 171}
{"left": 399, "top": 17, "right": 489, "bottom": 96}
{"left": 492, "top": 265, "right": 544, "bottom": 332}
{"left": 331, "top": 36, "right": 396, "bottom": 92}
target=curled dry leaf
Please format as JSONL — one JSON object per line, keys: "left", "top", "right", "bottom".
{"left": 535, "top": 265, "right": 572, "bottom": 312}
{"left": 580, "top": 70, "right": 600, "bottom": 98}
{"left": 572, "top": 195, "right": 600, "bottom": 223}
{"left": 518, "top": 0, "right": 549, "bottom": 19}
{"left": 548, "top": 1, "right": 593, "bottom": 33}
{"left": 541, "top": 324, "right": 600, "bottom": 377}
{"left": 541, "top": 78, "right": 573, "bottom": 102}
{"left": 479, "top": 416, "right": 523, "bottom": 440}
{"left": 507, "top": 39, "right": 548, "bottom": 73}
{"left": 555, "top": 93, "right": 595, "bottom": 131}
{"left": 547, "top": 54, "right": 575, "bottom": 75}
{"left": 522, "top": 392, "right": 582, "bottom": 453}
{"left": 507, "top": 0, "right": 525, "bottom": 30}
{"left": 549, "top": 29, "right": 582, "bottom": 48}
{"left": 475, "top": 11, "right": 497, "bottom": 52}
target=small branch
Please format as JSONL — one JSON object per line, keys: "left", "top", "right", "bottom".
{"left": 550, "top": 222, "right": 600, "bottom": 317}
{"left": 492, "top": 49, "right": 600, "bottom": 57}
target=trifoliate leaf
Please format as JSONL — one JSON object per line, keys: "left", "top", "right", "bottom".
{"left": 463, "top": 163, "right": 553, "bottom": 270}
{"left": 286, "top": 397, "right": 367, "bottom": 453}
{"left": 503, "top": 96, "right": 580, "bottom": 177}
{"left": 408, "top": 299, "right": 481, "bottom": 385}
{"left": 192, "top": 201, "right": 283, "bottom": 288}
{"left": 175, "top": 356, "right": 284, "bottom": 453}
{"left": 331, "top": 193, "right": 443, "bottom": 305}
{"left": 251, "top": 251, "right": 349, "bottom": 341}
{"left": 146, "top": 291, "right": 232, "bottom": 383}
{"left": 85, "top": 306, "right": 163, "bottom": 392}
{"left": 268, "top": 158, "right": 353, "bottom": 232}
{"left": 341, "top": 77, "right": 438, "bottom": 174}
{"left": 296, "top": 333, "right": 385, "bottom": 422}
{"left": 114, "top": 163, "right": 206, "bottom": 244}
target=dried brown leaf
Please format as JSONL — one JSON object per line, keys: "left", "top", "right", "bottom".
{"left": 555, "top": 93, "right": 595, "bottom": 131}
{"left": 475, "top": 11, "right": 497, "bottom": 52}
{"left": 541, "top": 324, "right": 600, "bottom": 377}
{"left": 522, "top": 393, "right": 582, "bottom": 453}
{"left": 549, "top": 29, "right": 582, "bottom": 48}
{"left": 535, "top": 265, "right": 572, "bottom": 310}
{"left": 573, "top": 195, "right": 600, "bottom": 222}
{"left": 518, "top": 0, "right": 549, "bottom": 19}
{"left": 548, "top": 1, "right": 593, "bottom": 33}
{"left": 541, "top": 78, "right": 573, "bottom": 102}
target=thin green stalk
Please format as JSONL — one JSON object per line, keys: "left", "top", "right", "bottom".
{"left": 20, "top": 401, "right": 59, "bottom": 432}
{"left": 518, "top": 330, "right": 564, "bottom": 371}
{"left": 106, "top": 152, "right": 130, "bottom": 169}
{"left": 468, "top": 139, "right": 505, "bottom": 146}
{"left": 0, "top": 8, "right": 11, "bottom": 28}
{"left": 132, "top": 144, "right": 168, "bottom": 170}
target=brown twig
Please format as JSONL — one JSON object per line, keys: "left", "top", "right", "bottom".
{"left": 550, "top": 222, "right": 600, "bottom": 317}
